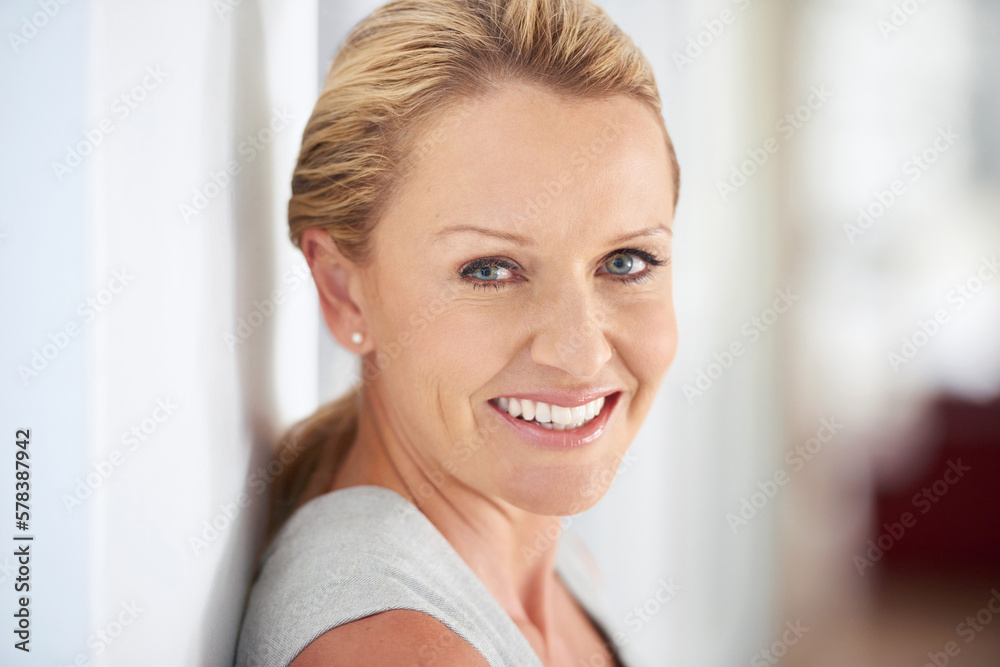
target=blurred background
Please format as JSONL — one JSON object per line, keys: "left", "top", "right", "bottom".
{"left": 1, "top": 0, "right": 998, "bottom": 665}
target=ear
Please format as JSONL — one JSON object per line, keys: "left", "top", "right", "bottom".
{"left": 301, "top": 228, "right": 372, "bottom": 354}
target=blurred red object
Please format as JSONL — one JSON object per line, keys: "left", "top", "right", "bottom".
{"left": 873, "top": 394, "right": 1000, "bottom": 575}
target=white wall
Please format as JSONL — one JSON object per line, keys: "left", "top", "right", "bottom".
{"left": 1, "top": 1, "right": 90, "bottom": 660}
{"left": 1, "top": 1, "right": 317, "bottom": 665}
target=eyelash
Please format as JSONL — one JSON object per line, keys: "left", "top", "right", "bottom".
{"left": 459, "top": 248, "right": 668, "bottom": 291}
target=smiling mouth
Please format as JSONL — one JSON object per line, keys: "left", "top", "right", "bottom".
{"left": 488, "top": 393, "right": 617, "bottom": 430}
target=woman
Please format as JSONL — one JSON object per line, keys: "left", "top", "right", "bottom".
{"left": 236, "top": 0, "right": 680, "bottom": 665}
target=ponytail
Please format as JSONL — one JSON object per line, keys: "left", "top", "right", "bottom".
{"left": 266, "top": 386, "right": 361, "bottom": 546}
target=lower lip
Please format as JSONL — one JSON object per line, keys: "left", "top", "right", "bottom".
{"left": 488, "top": 392, "right": 620, "bottom": 451}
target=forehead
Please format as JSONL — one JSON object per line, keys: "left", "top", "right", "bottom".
{"left": 376, "top": 83, "right": 674, "bottom": 249}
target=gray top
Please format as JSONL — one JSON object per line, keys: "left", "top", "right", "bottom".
{"left": 235, "top": 485, "right": 629, "bottom": 666}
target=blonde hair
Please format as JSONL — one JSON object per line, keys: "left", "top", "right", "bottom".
{"left": 268, "top": 0, "right": 680, "bottom": 542}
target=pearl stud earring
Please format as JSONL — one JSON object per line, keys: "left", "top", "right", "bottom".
{"left": 351, "top": 332, "right": 363, "bottom": 345}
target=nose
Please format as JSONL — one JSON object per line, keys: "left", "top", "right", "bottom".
{"left": 529, "top": 288, "right": 613, "bottom": 378}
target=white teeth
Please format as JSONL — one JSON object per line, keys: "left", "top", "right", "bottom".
{"left": 492, "top": 394, "right": 612, "bottom": 430}
{"left": 551, "top": 405, "right": 572, "bottom": 425}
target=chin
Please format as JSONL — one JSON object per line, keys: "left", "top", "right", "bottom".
{"left": 494, "top": 455, "right": 625, "bottom": 517}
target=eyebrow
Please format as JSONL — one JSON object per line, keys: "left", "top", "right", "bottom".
{"left": 433, "top": 222, "right": 672, "bottom": 247}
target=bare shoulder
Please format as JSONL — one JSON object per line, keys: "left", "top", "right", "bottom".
{"left": 289, "top": 609, "right": 489, "bottom": 667}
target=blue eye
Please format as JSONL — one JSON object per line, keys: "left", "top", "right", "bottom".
{"left": 460, "top": 258, "right": 519, "bottom": 289}
{"left": 605, "top": 253, "right": 639, "bottom": 275}
{"left": 597, "top": 248, "right": 667, "bottom": 284}
{"left": 470, "top": 265, "right": 508, "bottom": 281}
{"left": 601, "top": 252, "right": 650, "bottom": 277}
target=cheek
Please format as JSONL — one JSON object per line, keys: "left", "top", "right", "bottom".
{"left": 615, "top": 295, "right": 678, "bottom": 395}
{"left": 416, "top": 303, "right": 513, "bottom": 391}
{"left": 372, "top": 282, "right": 512, "bottom": 424}
{"left": 390, "top": 302, "right": 521, "bottom": 476}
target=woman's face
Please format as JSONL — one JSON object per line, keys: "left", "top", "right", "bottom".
{"left": 357, "top": 83, "right": 677, "bottom": 516}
